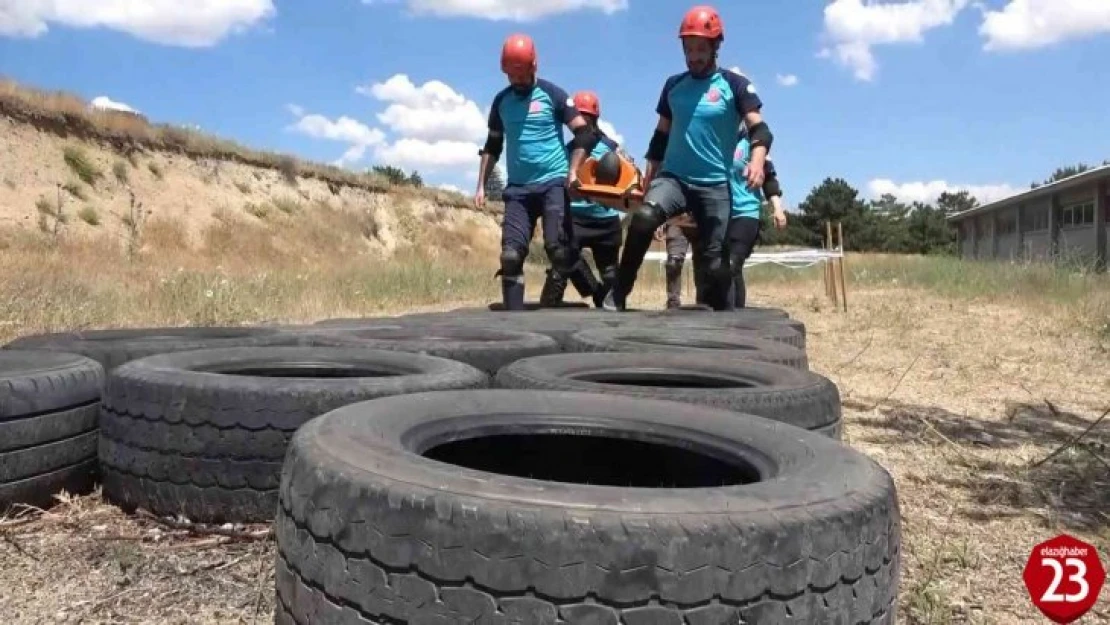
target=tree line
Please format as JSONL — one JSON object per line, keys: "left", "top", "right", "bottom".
{"left": 370, "top": 160, "right": 1103, "bottom": 256}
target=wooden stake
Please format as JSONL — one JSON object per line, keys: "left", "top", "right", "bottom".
{"left": 823, "top": 221, "right": 832, "bottom": 300}
{"left": 837, "top": 221, "right": 848, "bottom": 312}
{"left": 826, "top": 221, "right": 839, "bottom": 309}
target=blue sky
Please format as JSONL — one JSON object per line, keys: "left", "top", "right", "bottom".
{"left": 2, "top": 0, "right": 1108, "bottom": 208}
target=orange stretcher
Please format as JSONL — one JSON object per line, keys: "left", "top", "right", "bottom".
{"left": 572, "top": 155, "right": 645, "bottom": 211}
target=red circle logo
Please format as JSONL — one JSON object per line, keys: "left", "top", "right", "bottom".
{"left": 1022, "top": 533, "right": 1105, "bottom": 623}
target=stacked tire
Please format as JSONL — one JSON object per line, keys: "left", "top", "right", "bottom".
{"left": 1, "top": 351, "right": 103, "bottom": 513}
{"left": 2, "top": 305, "right": 901, "bottom": 623}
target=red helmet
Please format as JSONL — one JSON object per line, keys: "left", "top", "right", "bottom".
{"left": 678, "top": 5, "right": 724, "bottom": 40}
{"left": 573, "top": 91, "right": 600, "bottom": 117}
{"left": 501, "top": 33, "right": 537, "bottom": 73}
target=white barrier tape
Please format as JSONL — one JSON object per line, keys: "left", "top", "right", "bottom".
{"left": 644, "top": 249, "right": 843, "bottom": 268}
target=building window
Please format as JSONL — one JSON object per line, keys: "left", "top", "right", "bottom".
{"left": 1061, "top": 200, "right": 1094, "bottom": 227}
{"left": 996, "top": 211, "right": 1017, "bottom": 235}
{"left": 1022, "top": 207, "right": 1049, "bottom": 231}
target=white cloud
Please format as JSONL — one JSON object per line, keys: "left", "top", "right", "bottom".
{"left": 291, "top": 72, "right": 597, "bottom": 183}
{"left": 375, "top": 138, "right": 479, "bottom": 171}
{"left": 978, "top": 0, "right": 1110, "bottom": 51}
{"left": 90, "top": 95, "right": 139, "bottom": 114}
{"left": 775, "top": 74, "right": 799, "bottom": 87}
{"left": 819, "top": 0, "right": 969, "bottom": 81}
{"left": 358, "top": 74, "right": 486, "bottom": 143}
{"left": 0, "top": 0, "right": 274, "bottom": 47}
{"left": 369, "top": 0, "right": 627, "bottom": 21}
{"left": 867, "top": 178, "right": 1021, "bottom": 205}
{"left": 597, "top": 119, "right": 623, "bottom": 146}
{"left": 285, "top": 108, "right": 386, "bottom": 167}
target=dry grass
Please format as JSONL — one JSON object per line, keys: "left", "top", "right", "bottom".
{"left": 1, "top": 245, "right": 1109, "bottom": 624}
{"left": 0, "top": 77, "right": 487, "bottom": 212}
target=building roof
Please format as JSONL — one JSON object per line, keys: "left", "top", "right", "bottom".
{"left": 947, "top": 163, "right": 1110, "bottom": 222}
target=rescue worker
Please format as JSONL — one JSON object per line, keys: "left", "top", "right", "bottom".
{"left": 603, "top": 5, "right": 773, "bottom": 311}
{"left": 538, "top": 90, "right": 625, "bottom": 308}
{"left": 475, "top": 33, "right": 601, "bottom": 311}
{"left": 660, "top": 125, "right": 788, "bottom": 308}
{"left": 723, "top": 126, "right": 788, "bottom": 308}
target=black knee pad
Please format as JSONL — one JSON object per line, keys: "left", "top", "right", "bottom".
{"left": 545, "top": 243, "right": 572, "bottom": 272}
{"left": 628, "top": 203, "right": 665, "bottom": 238}
{"left": 664, "top": 255, "right": 685, "bottom": 271}
{"left": 500, "top": 247, "right": 524, "bottom": 276}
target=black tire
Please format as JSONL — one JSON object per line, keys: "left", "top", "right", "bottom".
{"left": 567, "top": 326, "right": 809, "bottom": 369}
{"left": 275, "top": 389, "right": 900, "bottom": 624}
{"left": 656, "top": 305, "right": 790, "bottom": 319}
{"left": 3, "top": 325, "right": 306, "bottom": 371}
{"left": 495, "top": 352, "right": 840, "bottom": 436}
{"left": 637, "top": 313, "right": 806, "bottom": 350}
{"left": 1, "top": 350, "right": 104, "bottom": 512}
{"left": 304, "top": 325, "right": 560, "bottom": 373}
{"left": 485, "top": 301, "right": 591, "bottom": 311}
{"left": 98, "top": 346, "right": 490, "bottom": 523}
{"left": 395, "top": 310, "right": 641, "bottom": 349}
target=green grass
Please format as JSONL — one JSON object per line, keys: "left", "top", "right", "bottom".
{"left": 748, "top": 252, "right": 1106, "bottom": 301}
{"left": 62, "top": 146, "right": 102, "bottom": 186}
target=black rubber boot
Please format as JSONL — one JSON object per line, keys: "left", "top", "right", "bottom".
{"left": 501, "top": 275, "right": 526, "bottom": 311}
{"left": 567, "top": 259, "right": 600, "bottom": 299}
{"left": 538, "top": 269, "right": 567, "bottom": 307}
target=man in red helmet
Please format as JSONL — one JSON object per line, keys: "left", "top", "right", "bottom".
{"left": 603, "top": 5, "right": 774, "bottom": 312}
{"left": 475, "top": 33, "right": 600, "bottom": 311}
{"left": 538, "top": 90, "right": 626, "bottom": 308}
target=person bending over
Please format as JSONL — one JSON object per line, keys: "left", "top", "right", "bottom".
{"left": 539, "top": 90, "right": 625, "bottom": 309}
{"left": 475, "top": 33, "right": 600, "bottom": 311}
{"left": 603, "top": 5, "right": 772, "bottom": 312}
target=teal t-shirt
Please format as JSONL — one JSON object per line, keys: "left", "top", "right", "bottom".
{"left": 487, "top": 78, "right": 577, "bottom": 186}
{"left": 655, "top": 68, "right": 763, "bottom": 185}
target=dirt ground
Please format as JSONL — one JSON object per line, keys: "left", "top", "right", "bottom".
{"left": 1, "top": 281, "right": 1107, "bottom": 624}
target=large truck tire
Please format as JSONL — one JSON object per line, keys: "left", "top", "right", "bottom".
{"left": 306, "top": 325, "right": 562, "bottom": 370}
{"left": 1, "top": 350, "right": 104, "bottom": 511}
{"left": 636, "top": 314, "right": 806, "bottom": 350}
{"left": 97, "top": 346, "right": 490, "bottom": 523}
{"left": 3, "top": 325, "right": 307, "bottom": 371}
{"left": 566, "top": 326, "right": 809, "bottom": 369}
{"left": 275, "top": 389, "right": 900, "bottom": 624}
{"left": 496, "top": 352, "right": 841, "bottom": 438}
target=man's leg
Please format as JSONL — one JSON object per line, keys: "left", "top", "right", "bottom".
{"left": 561, "top": 214, "right": 602, "bottom": 299}
{"left": 497, "top": 185, "right": 538, "bottom": 311}
{"left": 586, "top": 216, "right": 622, "bottom": 308}
{"left": 538, "top": 180, "right": 580, "bottom": 299}
{"left": 538, "top": 266, "right": 568, "bottom": 307}
{"left": 664, "top": 223, "right": 688, "bottom": 309}
{"left": 726, "top": 216, "right": 762, "bottom": 309}
{"left": 681, "top": 225, "right": 709, "bottom": 307}
{"left": 687, "top": 182, "right": 733, "bottom": 310}
{"left": 607, "top": 174, "right": 687, "bottom": 311}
